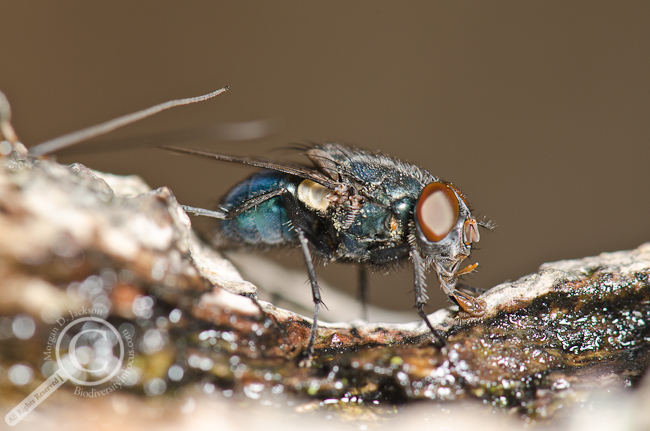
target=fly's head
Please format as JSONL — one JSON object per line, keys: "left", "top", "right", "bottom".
{"left": 413, "top": 182, "right": 482, "bottom": 299}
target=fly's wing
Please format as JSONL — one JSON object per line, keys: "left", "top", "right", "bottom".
{"left": 304, "top": 147, "right": 341, "bottom": 182}
{"left": 161, "top": 146, "right": 340, "bottom": 189}
{"left": 305, "top": 143, "right": 384, "bottom": 193}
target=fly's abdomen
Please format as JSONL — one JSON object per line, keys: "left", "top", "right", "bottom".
{"left": 219, "top": 170, "right": 296, "bottom": 246}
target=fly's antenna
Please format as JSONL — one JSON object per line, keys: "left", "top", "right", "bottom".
{"left": 478, "top": 217, "right": 497, "bottom": 230}
{"left": 27, "top": 86, "right": 229, "bottom": 157}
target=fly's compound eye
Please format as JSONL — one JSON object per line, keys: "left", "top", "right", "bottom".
{"left": 416, "top": 183, "right": 460, "bottom": 242}
{"left": 463, "top": 219, "right": 480, "bottom": 245}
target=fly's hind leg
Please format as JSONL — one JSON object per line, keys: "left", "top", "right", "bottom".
{"left": 182, "top": 205, "right": 228, "bottom": 219}
{"left": 358, "top": 266, "right": 368, "bottom": 320}
{"left": 181, "top": 191, "right": 290, "bottom": 334}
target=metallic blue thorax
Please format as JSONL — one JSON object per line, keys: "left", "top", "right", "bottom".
{"left": 326, "top": 152, "right": 432, "bottom": 263}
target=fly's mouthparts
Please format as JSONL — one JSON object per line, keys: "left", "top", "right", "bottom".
{"left": 456, "top": 262, "right": 479, "bottom": 277}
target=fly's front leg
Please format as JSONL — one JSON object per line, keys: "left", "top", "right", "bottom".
{"left": 449, "top": 263, "right": 486, "bottom": 317}
{"left": 411, "top": 247, "right": 445, "bottom": 347}
{"left": 456, "top": 282, "right": 487, "bottom": 295}
{"left": 451, "top": 291, "right": 487, "bottom": 318}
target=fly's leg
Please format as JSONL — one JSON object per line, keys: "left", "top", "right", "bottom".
{"left": 280, "top": 192, "right": 332, "bottom": 366}
{"left": 358, "top": 266, "right": 368, "bottom": 320}
{"left": 181, "top": 190, "right": 292, "bottom": 335}
{"left": 182, "top": 188, "right": 285, "bottom": 221}
{"left": 296, "top": 228, "right": 322, "bottom": 366}
{"left": 184, "top": 189, "right": 286, "bottom": 221}
{"left": 182, "top": 205, "right": 227, "bottom": 219}
{"left": 456, "top": 282, "right": 487, "bottom": 295}
{"left": 184, "top": 187, "right": 331, "bottom": 366}
{"left": 449, "top": 263, "right": 486, "bottom": 317}
{"left": 411, "top": 247, "right": 445, "bottom": 347}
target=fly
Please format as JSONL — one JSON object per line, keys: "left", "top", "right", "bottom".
{"left": 162, "top": 143, "right": 491, "bottom": 358}
{"left": 21, "top": 87, "right": 492, "bottom": 362}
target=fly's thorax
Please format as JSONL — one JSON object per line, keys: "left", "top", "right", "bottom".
{"left": 387, "top": 196, "right": 414, "bottom": 241}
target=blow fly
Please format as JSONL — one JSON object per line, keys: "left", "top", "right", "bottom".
{"left": 22, "top": 85, "right": 488, "bottom": 359}
{"left": 163, "top": 143, "right": 489, "bottom": 356}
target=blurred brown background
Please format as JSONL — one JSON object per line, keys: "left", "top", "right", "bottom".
{"left": 1, "top": 2, "right": 649, "bottom": 314}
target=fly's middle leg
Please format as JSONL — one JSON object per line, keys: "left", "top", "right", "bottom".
{"left": 358, "top": 266, "right": 368, "bottom": 320}
{"left": 280, "top": 191, "right": 330, "bottom": 366}
{"left": 295, "top": 228, "right": 322, "bottom": 365}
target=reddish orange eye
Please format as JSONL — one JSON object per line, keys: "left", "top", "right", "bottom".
{"left": 416, "top": 183, "right": 460, "bottom": 242}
